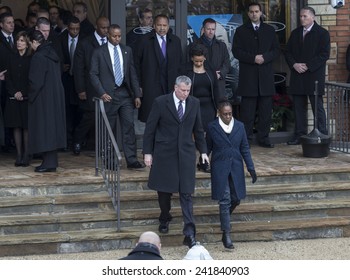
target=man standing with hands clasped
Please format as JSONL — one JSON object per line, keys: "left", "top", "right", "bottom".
{"left": 284, "top": 6, "right": 330, "bottom": 145}
{"left": 232, "top": 2, "right": 279, "bottom": 148}
{"left": 143, "top": 75, "right": 209, "bottom": 248}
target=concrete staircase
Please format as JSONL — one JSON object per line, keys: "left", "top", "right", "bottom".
{"left": 1, "top": 170, "right": 350, "bottom": 257}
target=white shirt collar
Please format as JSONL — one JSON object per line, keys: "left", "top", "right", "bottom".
{"left": 173, "top": 92, "right": 181, "bottom": 104}
{"left": 2, "top": 30, "right": 12, "bottom": 39}
{"left": 94, "top": 31, "right": 106, "bottom": 45}
{"left": 68, "top": 34, "right": 78, "bottom": 41}
{"left": 304, "top": 22, "right": 314, "bottom": 32}
{"left": 173, "top": 92, "right": 185, "bottom": 110}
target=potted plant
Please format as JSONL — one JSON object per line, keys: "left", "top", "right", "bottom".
{"left": 271, "top": 93, "right": 294, "bottom": 132}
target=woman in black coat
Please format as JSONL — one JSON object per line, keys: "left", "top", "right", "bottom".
{"left": 179, "top": 44, "right": 226, "bottom": 172}
{"left": 4, "top": 31, "right": 31, "bottom": 166}
{"left": 28, "top": 30, "right": 66, "bottom": 172}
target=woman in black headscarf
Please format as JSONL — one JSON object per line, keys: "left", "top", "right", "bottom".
{"left": 28, "top": 30, "right": 66, "bottom": 172}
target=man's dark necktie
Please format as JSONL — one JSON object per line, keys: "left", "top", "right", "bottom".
{"left": 177, "top": 100, "right": 184, "bottom": 121}
{"left": 161, "top": 36, "right": 166, "bottom": 57}
{"left": 7, "top": 36, "right": 14, "bottom": 48}
{"left": 69, "top": 37, "right": 76, "bottom": 75}
{"left": 114, "top": 46, "right": 123, "bottom": 86}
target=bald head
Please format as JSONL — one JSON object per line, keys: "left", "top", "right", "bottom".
{"left": 138, "top": 231, "right": 161, "bottom": 251}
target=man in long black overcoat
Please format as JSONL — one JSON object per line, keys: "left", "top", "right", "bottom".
{"left": 232, "top": 2, "right": 279, "bottom": 148}
{"left": 134, "top": 14, "right": 182, "bottom": 123}
{"left": 143, "top": 76, "right": 209, "bottom": 248}
{"left": 284, "top": 6, "right": 330, "bottom": 144}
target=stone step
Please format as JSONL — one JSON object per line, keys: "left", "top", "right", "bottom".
{"left": 1, "top": 198, "right": 350, "bottom": 234}
{"left": 1, "top": 180, "right": 350, "bottom": 215}
{"left": 0, "top": 183, "right": 105, "bottom": 197}
{"left": 1, "top": 216, "right": 349, "bottom": 257}
{"left": 2, "top": 171, "right": 350, "bottom": 195}
{"left": 119, "top": 198, "right": 350, "bottom": 226}
{"left": 0, "top": 192, "right": 113, "bottom": 215}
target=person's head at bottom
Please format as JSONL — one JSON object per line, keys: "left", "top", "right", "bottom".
{"left": 120, "top": 231, "right": 163, "bottom": 260}
{"left": 138, "top": 231, "right": 162, "bottom": 251}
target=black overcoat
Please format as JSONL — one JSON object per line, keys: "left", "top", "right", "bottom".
{"left": 134, "top": 30, "right": 183, "bottom": 122}
{"left": 143, "top": 94, "right": 207, "bottom": 194}
{"left": 232, "top": 22, "right": 279, "bottom": 97}
{"left": 178, "top": 61, "right": 225, "bottom": 109}
{"left": 206, "top": 118, "right": 255, "bottom": 200}
{"left": 119, "top": 243, "right": 163, "bottom": 260}
{"left": 284, "top": 22, "right": 330, "bottom": 95}
{"left": 190, "top": 36, "right": 230, "bottom": 96}
{"left": 28, "top": 42, "right": 66, "bottom": 154}
{"left": 73, "top": 34, "right": 100, "bottom": 111}
{"left": 4, "top": 51, "right": 31, "bottom": 128}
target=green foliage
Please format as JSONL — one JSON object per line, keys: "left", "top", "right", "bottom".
{"left": 271, "top": 93, "right": 294, "bottom": 131}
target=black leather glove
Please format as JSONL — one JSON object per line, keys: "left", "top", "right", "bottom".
{"left": 249, "top": 170, "right": 257, "bottom": 184}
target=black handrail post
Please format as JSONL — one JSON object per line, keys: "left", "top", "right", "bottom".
{"left": 94, "top": 98, "right": 123, "bottom": 231}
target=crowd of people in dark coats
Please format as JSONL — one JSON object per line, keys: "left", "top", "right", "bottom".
{"left": 0, "top": 1, "right": 331, "bottom": 252}
{"left": 0, "top": 2, "right": 97, "bottom": 171}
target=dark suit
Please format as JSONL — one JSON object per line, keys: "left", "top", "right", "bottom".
{"left": 285, "top": 22, "right": 330, "bottom": 138}
{"left": 143, "top": 93, "right": 207, "bottom": 236}
{"left": 134, "top": 30, "right": 183, "bottom": 122}
{"left": 232, "top": 22, "right": 279, "bottom": 144}
{"left": 0, "top": 32, "right": 17, "bottom": 149}
{"left": 90, "top": 42, "right": 141, "bottom": 165}
{"left": 53, "top": 31, "right": 82, "bottom": 145}
{"left": 72, "top": 33, "right": 102, "bottom": 146}
{"left": 79, "top": 18, "right": 95, "bottom": 37}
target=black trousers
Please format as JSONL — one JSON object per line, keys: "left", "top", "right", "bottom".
{"left": 292, "top": 95, "right": 328, "bottom": 138}
{"left": 40, "top": 150, "right": 58, "bottom": 168}
{"left": 157, "top": 191, "right": 196, "bottom": 237}
{"left": 104, "top": 87, "right": 138, "bottom": 166}
{"left": 73, "top": 109, "right": 94, "bottom": 145}
{"left": 240, "top": 95, "right": 273, "bottom": 144}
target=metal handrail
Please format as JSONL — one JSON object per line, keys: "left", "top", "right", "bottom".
{"left": 325, "top": 82, "right": 350, "bottom": 153}
{"left": 94, "top": 97, "right": 123, "bottom": 231}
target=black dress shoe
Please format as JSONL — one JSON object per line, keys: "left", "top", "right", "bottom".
{"left": 287, "top": 139, "right": 301, "bottom": 145}
{"left": 15, "top": 156, "right": 22, "bottom": 167}
{"left": 73, "top": 143, "right": 81, "bottom": 155}
{"left": 127, "top": 161, "right": 145, "bottom": 169}
{"left": 258, "top": 142, "right": 274, "bottom": 148}
{"left": 158, "top": 221, "right": 170, "bottom": 234}
{"left": 183, "top": 235, "right": 197, "bottom": 248}
{"left": 222, "top": 231, "right": 234, "bottom": 249}
{"left": 34, "top": 166, "right": 56, "bottom": 172}
{"left": 21, "top": 155, "right": 30, "bottom": 167}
